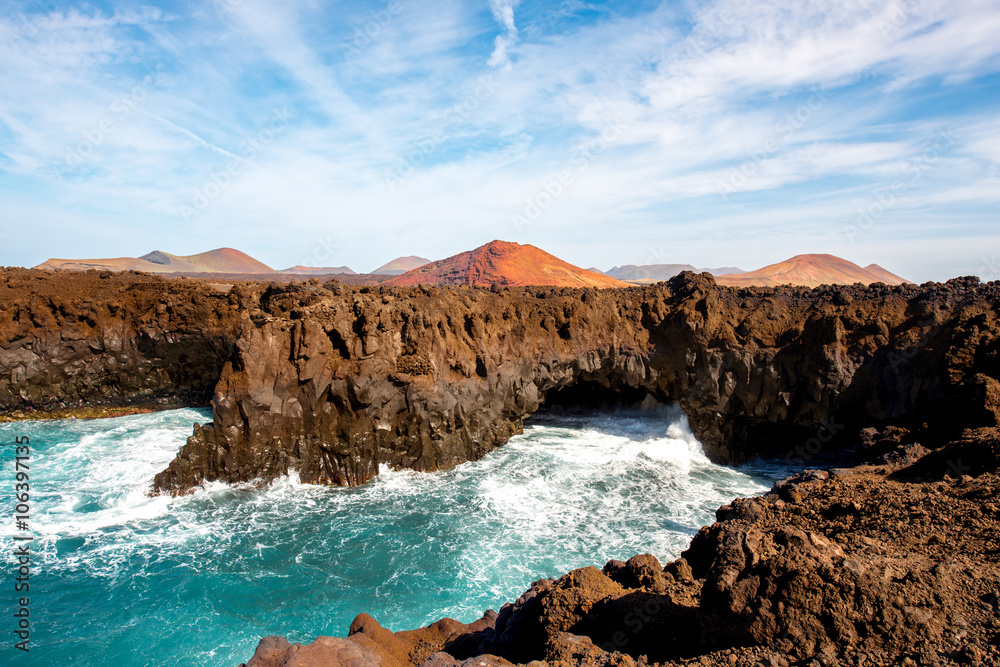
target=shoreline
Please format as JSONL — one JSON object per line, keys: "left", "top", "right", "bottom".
{"left": 0, "top": 402, "right": 206, "bottom": 423}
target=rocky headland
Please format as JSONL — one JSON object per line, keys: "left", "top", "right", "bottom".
{"left": 150, "top": 269, "right": 998, "bottom": 495}
{"left": 2, "top": 267, "right": 998, "bottom": 490}
{"left": 2, "top": 266, "right": 999, "bottom": 665}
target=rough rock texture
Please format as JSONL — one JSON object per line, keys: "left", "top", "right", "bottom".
{"left": 154, "top": 272, "right": 1000, "bottom": 493}
{"left": 238, "top": 613, "right": 508, "bottom": 667}
{"left": 0, "top": 268, "right": 243, "bottom": 413}
{"left": 241, "top": 433, "right": 1000, "bottom": 666}
{"left": 2, "top": 268, "right": 998, "bottom": 495}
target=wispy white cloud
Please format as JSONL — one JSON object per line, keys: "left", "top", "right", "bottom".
{"left": 488, "top": 0, "right": 521, "bottom": 68}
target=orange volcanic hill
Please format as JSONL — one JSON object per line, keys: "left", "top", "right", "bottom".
{"left": 372, "top": 256, "right": 432, "bottom": 275}
{"left": 715, "top": 254, "right": 911, "bottom": 288}
{"left": 385, "top": 241, "right": 630, "bottom": 288}
{"left": 37, "top": 248, "right": 274, "bottom": 274}
{"left": 864, "top": 264, "right": 910, "bottom": 285}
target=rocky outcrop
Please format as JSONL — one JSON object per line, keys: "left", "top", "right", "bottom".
{"left": 240, "top": 613, "right": 507, "bottom": 667}
{"left": 0, "top": 268, "right": 243, "bottom": 414}
{"left": 152, "top": 279, "right": 654, "bottom": 491}
{"left": 154, "top": 272, "right": 1000, "bottom": 494}
{"left": 5, "top": 267, "right": 1000, "bottom": 665}
{"left": 240, "top": 434, "right": 1000, "bottom": 666}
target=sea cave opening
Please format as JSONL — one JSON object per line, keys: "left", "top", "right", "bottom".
{"left": 526, "top": 379, "right": 689, "bottom": 444}
{"left": 538, "top": 380, "right": 656, "bottom": 412}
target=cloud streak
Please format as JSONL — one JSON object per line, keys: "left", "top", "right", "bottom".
{"left": 488, "top": 0, "right": 520, "bottom": 68}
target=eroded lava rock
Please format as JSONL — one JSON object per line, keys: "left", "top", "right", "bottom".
{"left": 239, "top": 435, "right": 1000, "bottom": 666}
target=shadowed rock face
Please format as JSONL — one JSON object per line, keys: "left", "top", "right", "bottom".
{"left": 0, "top": 268, "right": 243, "bottom": 414}
{"left": 151, "top": 272, "right": 1000, "bottom": 494}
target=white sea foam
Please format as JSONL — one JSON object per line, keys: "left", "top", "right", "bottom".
{"left": 0, "top": 405, "right": 790, "bottom": 667}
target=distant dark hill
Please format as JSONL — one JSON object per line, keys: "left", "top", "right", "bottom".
{"left": 372, "top": 256, "right": 431, "bottom": 275}
{"left": 605, "top": 264, "right": 746, "bottom": 284}
{"left": 281, "top": 265, "right": 357, "bottom": 275}
{"left": 606, "top": 264, "right": 697, "bottom": 282}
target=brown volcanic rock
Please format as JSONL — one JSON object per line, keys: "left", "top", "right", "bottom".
{"left": 239, "top": 612, "right": 504, "bottom": 667}
{"left": 153, "top": 272, "right": 1000, "bottom": 494}
{"left": 682, "top": 453, "right": 1000, "bottom": 665}
{"left": 152, "top": 279, "right": 644, "bottom": 491}
{"left": 385, "top": 241, "right": 628, "bottom": 288}
{"left": 3, "top": 267, "right": 999, "bottom": 494}
{"left": 715, "top": 253, "right": 910, "bottom": 287}
{"left": 5, "top": 267, "right": 1000, "bottom": 665}
{"left": 0, "top": 268, "right": 243, "bottom": 414}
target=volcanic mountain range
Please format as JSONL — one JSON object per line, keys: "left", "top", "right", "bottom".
{"left": 33, "top": 241, "right": 911, "bottom": 288}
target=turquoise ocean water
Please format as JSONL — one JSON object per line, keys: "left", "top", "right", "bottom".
{"left": 0, "top": 405, "right": 790, "bottom": 666}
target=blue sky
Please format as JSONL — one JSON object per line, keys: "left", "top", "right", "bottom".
{"left": 0, "top": 0, "right": 998, "bottom": 280}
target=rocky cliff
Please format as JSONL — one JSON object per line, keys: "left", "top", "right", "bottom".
{"left": 1, "top": 268, "right": 997, "bottom": 496}
{"left": 152, "top": 272, "right": 1000, "bottom": 494}
{"left": 0, "top": 268, "right": 243, "bottom": 415}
